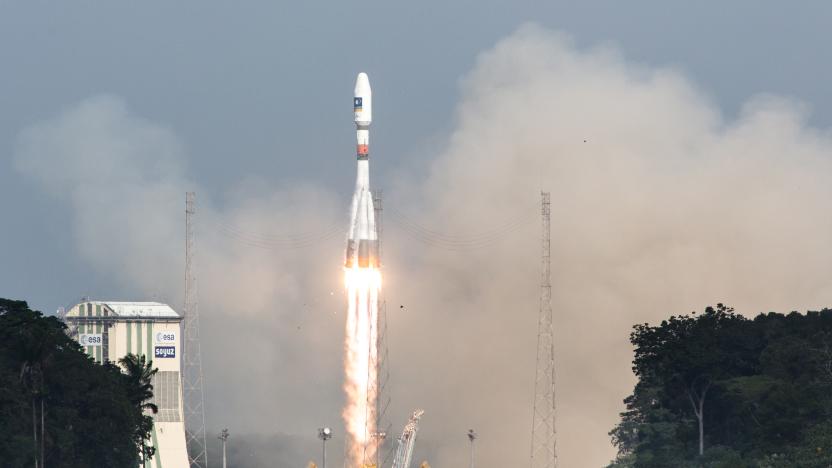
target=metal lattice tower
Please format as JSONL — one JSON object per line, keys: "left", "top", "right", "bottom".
{"left": 184, "top": 192, "right": 209, "bottom": 468}
{"left": 530, "top": 191, "right": 557, "bottom": 468}
{"left": 376, "top": 299, "right": 393, "bottom": 467}
{"left": 372, "top": 189, "right": 394, "bottom": 468}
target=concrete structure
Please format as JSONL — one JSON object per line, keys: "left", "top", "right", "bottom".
{"left": 64, "top": 300, "right": 189, "bottom": 468}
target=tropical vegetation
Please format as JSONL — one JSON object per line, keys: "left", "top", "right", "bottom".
{"left": 0, "top": 298, "right": 157, "bottom": 467}
{"left": 608, "top": 304, "right": 832, "bottom": 467}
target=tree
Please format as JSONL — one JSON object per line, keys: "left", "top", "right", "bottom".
{"left": 1, "top": 299, "right": 69, "bottom": 467}
{"left": 0, "top": 299, "right": 157, "bottom": 467}
{"left": 119, "top": 353, "right": 158, "bottom": 464}
{"left": 609, "top": 305, "right": 832, "bottom": 466}
{"left": 628, "top": 305, "right": 753, "bottom": 457}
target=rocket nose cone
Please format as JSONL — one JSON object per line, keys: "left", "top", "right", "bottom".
{"left": 355, "top": 72, "right": 371, "bottom": 95}
{"left": 354, "top": 72, "right": 372, "bottom": 125}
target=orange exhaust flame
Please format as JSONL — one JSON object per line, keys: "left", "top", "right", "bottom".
{"left": 343, "top": 266, "right": 381, "bottom": 467}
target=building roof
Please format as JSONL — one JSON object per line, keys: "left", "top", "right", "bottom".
{"left": 68, "top": 300, "right": 181, "bottom": 319}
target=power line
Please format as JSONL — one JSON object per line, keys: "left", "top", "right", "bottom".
{"left": 387, "top": 206, "right": 536, "bottom": 248}
{"left": 205, "top": 203, "right": 536, "bottom": 252}
{"left": 209, "top": 218, "right": 344, "bottom": 250}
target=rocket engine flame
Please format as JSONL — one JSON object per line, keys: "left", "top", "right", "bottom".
{"left": 343, "top": 266, "right": 381, "bottom": 466}
{"left": 343, "top": 72, "right": 380, "bottom": 467}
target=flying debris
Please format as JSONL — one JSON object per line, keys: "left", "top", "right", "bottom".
{"left": 346, "top": 72, "right": 379, "bottom": 269}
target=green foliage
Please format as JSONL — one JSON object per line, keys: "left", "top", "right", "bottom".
{"left": 119, "top": 353, "right": 159, "bottom": 462}
{"left": 608, "top": 304, "right": 832, "bottom": 466}
{"left": 0, "top": 298, "right": 156, "bottom": 467}
{"left": 786, "top": 421, "right": 832, "bottom": 467}
{"left": 697, "top": 445, "right": 748, "bottom": 468}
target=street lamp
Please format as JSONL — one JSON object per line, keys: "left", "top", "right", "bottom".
{"left": 218, "top": 428, "right": 229, "bottom": 468}
{"left": 371, "top": 431, "right": 387, "bottom": 467}
{"left": 318, "top": 427, "right": 333, "bottom": 468}
{"left": 467, "top": 429, "right": 477, "bottom": 468}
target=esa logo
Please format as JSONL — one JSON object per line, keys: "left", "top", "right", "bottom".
{"left": 154, "top": 346, "right": 176, "bottom": 358}
{"left": 155, "top": 331, "right": 176, "bottom": 343}
{"left": 79, "top": 334, "right": 102, "bottom": 346}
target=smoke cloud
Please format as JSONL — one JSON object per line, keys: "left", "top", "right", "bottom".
{"left": 14, "top": 24, "right": 832, "bottom": 467}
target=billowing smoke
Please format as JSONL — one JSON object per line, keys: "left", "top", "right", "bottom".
{"left": 14, "top": 24, "right": 832, "bottom": 467}
{"left": 14, "top": 96, "right": 350, "bottom": 465}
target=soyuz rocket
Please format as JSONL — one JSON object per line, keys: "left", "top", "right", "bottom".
{"left": 345, "top": 72, "right": 379, "bottom": 268}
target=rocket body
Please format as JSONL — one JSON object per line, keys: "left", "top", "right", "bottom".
{"left": 343, "top": 72, "right": 381, "bottom": 466}
{"left": 346, "top": 72, "right": 379, "bottom": 268}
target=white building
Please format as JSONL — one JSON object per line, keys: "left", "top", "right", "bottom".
{"left": 63, "top": 301, "right": 190, "bottom": 468}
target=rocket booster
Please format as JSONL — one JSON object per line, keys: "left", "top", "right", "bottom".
{"left": 345, "top": 73, "right": 379, "bottom": 268}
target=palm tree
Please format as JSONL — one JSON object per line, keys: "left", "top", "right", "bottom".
{"left": 119, "top": 353, "right": 159, "bottom": 413}
{"left": 15, "top": 311, "right": 62, "bottom": 468}
{"left": 119, "top": 353, "right": 158, "bottom": 465}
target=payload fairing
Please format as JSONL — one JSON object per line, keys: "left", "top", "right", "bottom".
{"left": 345, "top": 72, "right": 379, "bottom": 268}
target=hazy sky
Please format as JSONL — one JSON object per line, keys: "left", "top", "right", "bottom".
{"left": 2, "top": 0, "right": 831, "bottom": 315}
{"left": 2, "top": 2, "right": 832, "bottom": 467}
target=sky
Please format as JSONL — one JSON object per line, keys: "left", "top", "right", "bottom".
{"left": 2, "top": 1, "right": 832, "bottom": 467}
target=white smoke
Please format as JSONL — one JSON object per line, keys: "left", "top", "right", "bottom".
{"left": 13, "top": 94, "right": 350, "bottom": 461}
{"left": 14, "top": 24, "right": 832, "bottom": 467}
{"left": 381, "top": 24, "right": 832, "bottom": 466}
{"left": 14, "top": 95, "right": 187, "bottom": 296}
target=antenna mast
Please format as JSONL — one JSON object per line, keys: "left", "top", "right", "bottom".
{"left": 530, "top": 191, "right": 557, "bottom": 468}
{"left": 184, "top": 192, "right": 209, "bottom": 468}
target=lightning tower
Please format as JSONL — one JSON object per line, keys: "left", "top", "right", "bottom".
{"left": 373, "top": 189, "right": 393, "bottom": 468}
{"left": 530, "top": 191, "right": 557, "bottom": 468}
{"left": 184, "top": 192, "right": 209, "bottom": 468}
